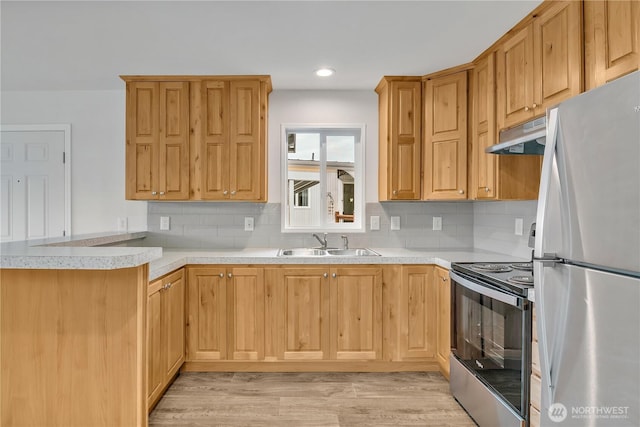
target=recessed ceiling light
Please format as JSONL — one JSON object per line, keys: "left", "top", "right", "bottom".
{"left": 315, "top": 68, "right": 335, "bottom": 77}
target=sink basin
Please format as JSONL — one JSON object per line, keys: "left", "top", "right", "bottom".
{"left": 278, "top": 248, "right": 327, "bottom": 256}
{"left": 326, "top": 248, "right": 380, "bottom": 257}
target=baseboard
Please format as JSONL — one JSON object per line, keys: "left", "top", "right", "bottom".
{"left": 181, "top": 360, "right": 441, "bottom": 372}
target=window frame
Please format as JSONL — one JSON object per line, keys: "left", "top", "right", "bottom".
{"left": 281, "top": 123, "right": 365, "bottom": 233}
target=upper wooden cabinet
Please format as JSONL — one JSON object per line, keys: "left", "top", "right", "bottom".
{"left": 376, "top": 77, "right": 422, "bottom": 201}
{"left": 191, "top": 79, "right": 269, "bottom": 201}
{"left": 126, "top": 81, "right": 190, "bottom": 200}
{"left": 496, "top": 0, "right": 582, "bottom": 130}
{"left": 423, "top": 70, "right": 468, "bottom": 200}
{"left": 584, "top": 0, "right": 640, "bottom": 90}
{"left": 470, "top": 53, "right": 542, "bottom": 200}
{"left": 122, "top": 75, "right": 271, "bottom": 202}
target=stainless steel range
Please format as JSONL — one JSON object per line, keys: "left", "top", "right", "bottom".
{"left": 449, "top": 262, "right": 533, "bottom": 427}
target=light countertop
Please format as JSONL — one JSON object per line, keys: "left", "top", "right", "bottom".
{"left": 149, "top": 248, "right": 527, "bottom": 281}
{"left": 0, "top": 232, "right": 528, "bottom": 279}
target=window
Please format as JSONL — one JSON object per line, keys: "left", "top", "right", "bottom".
{"left": 282, "top": 124, "right": 365, "bottom": 232}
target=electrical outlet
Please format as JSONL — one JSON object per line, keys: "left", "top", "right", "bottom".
{"left": 117, "top": 217, "right": 128, "bottom": 232}
{"left": 160, "top": 216, "right": 170, "bottom": 231}
{"left": 244, "top": 217, "right": 254, "bottom": 231}
{"left": 433, "top": 216, "right": 442, "bottom": 231}
{"left": 370, "top": 216, "right": 380, "bottom": 231}
{"left": 515, "top": 218, "right": 524, "bottom": 236}
{"left": 390, "top": 216, "right": 400, "bottom": 231}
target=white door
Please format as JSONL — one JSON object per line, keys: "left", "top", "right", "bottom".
{"left": 0, "top": 125, "right": 70, "bottom": 242}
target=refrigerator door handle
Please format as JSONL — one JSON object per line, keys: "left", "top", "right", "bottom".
{"left": 533, "top": 253, "right": 563, "bottom": 266}
{"left": 534, "top": 261, "right": 557, "bottom": 404}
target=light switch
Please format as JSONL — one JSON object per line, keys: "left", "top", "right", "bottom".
{"left": 370, "top": 216, "right": 380, "bottom": 231}
{"left": 433, "top": 216, "right": 442, "bottom": 231}
{"left": 160, "top": 216, "right": 170, "bottom": 231}
{"left": 244, "top": 217, "right": 254, "bottom": 231}
{"left": 117, "top": 217, "right": 128, "bottom": 232}
{"left": 390, "top": 216, "right": 400, "bottom": 231}
{"left": 515, "top": 218, "right": 524, "bottom": 236}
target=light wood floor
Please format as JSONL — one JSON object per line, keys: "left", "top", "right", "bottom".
{"left": 149, "top": 372, "right": 476, "bottom": 426}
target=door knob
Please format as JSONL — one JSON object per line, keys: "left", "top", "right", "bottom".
{"left": 231, "top": 190, "right": 236, "bottom": 195}
{"left": 532, "top": 103, "right": 538, "bottom": 108}
{"left": 223, "top": 190, "right": 228, "bottom": 195}
{"left": 219, "top": 273, "right": 224, "bottom": 278}
{"left": 332, "top": 273, "right": 337, "bottom": 278}
{"left": 323, "top": 273, "right": 328, "bottom": 278}
{"left": 524, "top": 106, "right": 530, "bottom": 112}
{"left": 228, "top": 273, "right": 233, "bottom": 278}
{"left": 458, "top": 189, "right": 464, "bottom": 194}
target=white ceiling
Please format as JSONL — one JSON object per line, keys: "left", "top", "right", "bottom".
{"left": 1, "top": 0, "right": 542, "bottom": 92}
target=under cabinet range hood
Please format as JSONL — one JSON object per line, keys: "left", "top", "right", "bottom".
{"left": 486, "top": 116, "right": 546, "bottom": 155}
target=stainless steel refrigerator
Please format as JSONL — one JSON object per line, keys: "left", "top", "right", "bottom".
{"left": 534, "top": 70, "right": 640, "bottom": 426}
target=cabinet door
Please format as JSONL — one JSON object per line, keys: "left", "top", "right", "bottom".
{"left": 497, "top": 25, "right": 535, "bottom": 129}
{"left": 423, "top": 71, "right": 468, "bottom": 200}
{"left": 163, "top": 269, "right": 185, "bottom": 378}
{"left": 147, "top": 279, "right": 163, "bottom": 407}
{"left": 186, "top": 267, "right": 227, "bottom": 361}
{"left": 472, "top": 54, "right": 498, "bottom": 200}
{"left": 198, "top": 80, "right": 230, "bottom": 199}
{"left": 330, "top": 266, "right": 382, "bottom": 360}
{"left": 271, "top": 267, "right": 331, "bottom": 360}
{"left": 533, "top": 0, "right": 582, "bottom": 110}
{"left": 126, "top": 81, "right": 159, "bottom": 200}
{"left": 585, "top": 0, "right": 640, "bottom": 90}
{"left": 158, "top": 82, "right": 190, "bottom": 200}
{"left": 229, "top": 80, "right": 264, "bottom": 201}
{"left": 227, "top": 267, "right": 265, "bottom": 360}
{"left": 435, "top": 267, "right": 451, "bottom": 377}
{"left": 398, "top": 266, "right": 437, "bottom": 360}
{"left": 390, "top": 81, "right": 422, "bottom": 200}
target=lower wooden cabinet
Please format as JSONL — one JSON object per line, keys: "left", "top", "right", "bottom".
{"left": 435, "top": 266, "right": 451, "bottom": 378}
{"left": 184, "top": 264, "right": 447, "bottom": 375}
{"left": 186, "top": 266, "right": 265, "bottom": 361}
{"left": 266, "top": 267, "right": 331, "bottom": 360}
{"left": 330, "top": 266, "right": 383, "bottom": 360}
{"left": 397, "top": 266, "right": 438, "bottom": 360}
{"left": 147, "top": 268, "right": 185, "bottom": 409}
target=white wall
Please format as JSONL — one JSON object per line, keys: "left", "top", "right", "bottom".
{"left": 1, "top": 90, "right": 147, "bottom": 234}
{"left": 268, "top": 90, "right": 378, "bottom": 203}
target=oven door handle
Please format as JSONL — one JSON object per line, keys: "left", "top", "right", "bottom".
{"left": 449, "top": 271, "right": 523, "bottom": 308}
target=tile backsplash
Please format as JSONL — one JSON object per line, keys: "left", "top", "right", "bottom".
{"left": 145, "top": 202, "right": 474, "bottom": 250}
{"left": 144, "top": 200, "right": 537, "bottom": 257}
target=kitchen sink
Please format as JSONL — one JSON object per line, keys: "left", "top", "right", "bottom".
{"left": 326, "top": 248, "right": 380, "bottom": 256}
{"left": 277, "top": 248, "right": 327, "bottom": 257}
{"left": 277, "top": 248, "right": 380, "bottom": 257}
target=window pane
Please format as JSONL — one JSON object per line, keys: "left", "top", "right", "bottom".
{"left": 327, "top": 135, "right": 355, "bottom": 223}
{"left": 287, "top": 133, "right": 321, "bottom": 227}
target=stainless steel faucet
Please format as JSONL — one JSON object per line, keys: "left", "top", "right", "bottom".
{"left": 312, "top": 233, "right": 328, "bottom": 249}
{"left": 341, "top": 235, "right": 349, "bottom": 250}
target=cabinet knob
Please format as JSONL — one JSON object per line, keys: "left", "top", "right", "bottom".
{"left": 485, "top": 187, "right": 490, "bottom": 192}
{"left": 223, "top": 190, "right": 228, "bottom": 195}
{"left": 231, "top": 190, "right": 236, "bottom": 196}
{"left": 219, "top": 273, "right": 224, "bottom": 278}
{"left": 532, "top": 103, "right": 538, "bottom": 108}
{"left": 524, "top": 106, "right": 530, "bottom": 112}
{"left": 228, "top": 273, "right": 233, "bottom": 278}
{"left": 442, "top": 276, "right": 447, "bottom": 282}
{"left": 392, "top": 190, "right": 397, "bottom": 195}
{"left": 458, "top": 189, "right": 464, "bottom": 194}
{"left": 151, "top": 191, "right": 157, "bottom": 195}
{"left": 332, "top": 273, "right": 337, "bottom": 278}
{"left": 159, "top": 191, "right": 165, "bottom": 195}
{"left": 323, "top": 273, "right": 328, "bottom": 278}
